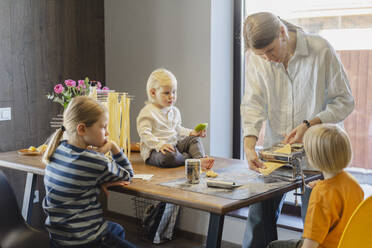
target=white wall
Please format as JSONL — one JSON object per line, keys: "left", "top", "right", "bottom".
{"left": 105, "top": 0, "right": 234, "bottom": 156}
{"left": 210, "top": 0, "right": 234, "bottom": 157}
{"left": 105, "top": 0, "right": 212, "bottom": 152}
{"left": 105, "top": 0, "right": 235, "bottom": 243}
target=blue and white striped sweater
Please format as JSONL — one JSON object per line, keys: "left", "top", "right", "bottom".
{"left": 43, "top": 141, "right": 133, "bottom": 246}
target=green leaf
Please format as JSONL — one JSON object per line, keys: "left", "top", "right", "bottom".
{"left": 53, "top": 97, "right": 64, "bottom": 107}
{"left": 194, "top": 123, "right": 208, "bottom": 131}
{"left": 46, "top": 93, "right": 55, "bottom": 100}
{"left": 85, "top": 87, "right": 91, "bottom": 95}
{"left": 63, "top": 91, "right": 72, "bottom": 99}
{"left": 85, "top": 77, "right": 89, "bottom": 84}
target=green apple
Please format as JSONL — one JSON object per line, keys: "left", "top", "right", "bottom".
{"left": 194, "top": 123, "right": 208, "bottom": 132}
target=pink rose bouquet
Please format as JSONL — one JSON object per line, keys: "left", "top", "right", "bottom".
{"left": 47, "top": 77, "right": 108, "bottom": 109}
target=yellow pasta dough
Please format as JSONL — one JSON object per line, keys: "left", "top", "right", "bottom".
{"left": 206, "top": 170, "right": 218, "bottom": 178}
{"left": 93, "top": 90, "right": 131, "bottom": 158}
{"left": 119, "top": 94, "right": 127, "bottom": 153}
{"left": 126, "top": 97, "right": 131, "bottom": 160}
{"left": 259, "top": 162, "right": 287, "bottom": 176}
{"left": 107, "top": 93, "right": 121, "bottom": 145}
{"left": 273, "top": 144, "right": 291, "bottom": 154}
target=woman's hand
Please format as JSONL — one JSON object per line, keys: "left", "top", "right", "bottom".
{"left": 285, "top": 118, "right": 321, "bottom": 144}
{"left": 190, "top": 129, "right": 207, "bottom": 137}
{"left": 101, "top": 181, "right": 130, "bottom": 197}
{"left": 245, "top": 148, "right": 265, "bottom": 172}
{"left": 244, "top": 136, "right": 265, "bottom": 172}
{"left": 284, "top": 123, "right": 308, "bottom": 144}
{"left": 160, "top": 144, "right": 175, "bottom": 154}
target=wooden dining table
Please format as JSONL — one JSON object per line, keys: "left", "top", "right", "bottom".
{"left": 0, "top": 151, "right": 321, "bottom": 248}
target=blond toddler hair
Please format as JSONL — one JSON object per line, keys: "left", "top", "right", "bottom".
{"left": 303, "top": 124, "right": 352, "bottom": 173}
{"left": 146, "top": 68, "right": 177, "bottom": 103}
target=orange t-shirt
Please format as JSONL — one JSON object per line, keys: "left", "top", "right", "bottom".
{"left": 302, "top": 171, "right": 364, "bottom": 248}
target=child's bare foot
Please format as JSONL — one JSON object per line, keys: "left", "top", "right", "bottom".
{"left": 200, "top": 156, "right": 215, "bottom": 170}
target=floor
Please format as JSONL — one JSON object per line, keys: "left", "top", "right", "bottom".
{"left": 105, "top": 211, "right": 299, "bottom": 248}
{"left": 106, "top": 212, "right": 208, "bottom": 248}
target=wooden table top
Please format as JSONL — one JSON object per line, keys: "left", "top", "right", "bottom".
{"left": 0, "top": 151, "right": 45, "bottom": 175}
{"left": 0, "top": 151, "right": 319, "bottom": 215}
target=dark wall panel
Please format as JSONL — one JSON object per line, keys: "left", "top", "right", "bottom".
{"left": 0, "top": 0, "right": 105, "bottom": 151}
{"left": 0, "top": 0, "right": 105, "bottom": 228}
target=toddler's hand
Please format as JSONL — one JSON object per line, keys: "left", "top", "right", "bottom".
{"left": 190, "top": 130, "right": 207, "bottom": 137}
{"left": 101, "top": 181, "right": 130, "bottom": 197}
{"left": 160, "top": 144, "right": 175, "bottom": 154}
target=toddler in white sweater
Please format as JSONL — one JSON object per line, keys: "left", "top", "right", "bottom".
{"left": 137, "top": 68, "right": 214, "bottom": 169}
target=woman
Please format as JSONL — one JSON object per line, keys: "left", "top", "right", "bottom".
{"left": 241, "top": 12, "right": 354, "bottom": 248}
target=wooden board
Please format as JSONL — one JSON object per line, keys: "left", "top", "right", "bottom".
{"left": 0, "top": 151, "right": 322, "bottom": 214}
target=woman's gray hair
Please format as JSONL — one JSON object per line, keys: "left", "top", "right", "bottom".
{"left": 243, "top": 12, "right": 301, "bottom": 51}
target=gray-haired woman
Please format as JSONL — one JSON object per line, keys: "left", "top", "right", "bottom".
{"left": 241, "top": 12, "right": 354, "bottom": 248}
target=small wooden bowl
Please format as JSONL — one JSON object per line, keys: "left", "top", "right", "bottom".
{"left": 130, "top": 142, "right": 141, "bottom": 152}
{"left": 17, "top": 149, "right": 42, "bottom": 156}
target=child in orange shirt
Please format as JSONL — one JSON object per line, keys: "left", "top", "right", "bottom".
{"left": 267, "top": 124, "right": 364, "bottom": 248}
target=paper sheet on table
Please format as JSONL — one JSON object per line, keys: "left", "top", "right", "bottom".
{"left": 133, "top": 174, "right": 153, "bottom": 180}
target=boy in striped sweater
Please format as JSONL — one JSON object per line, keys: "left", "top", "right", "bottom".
{"left": 42, "top": 96, "right": 136, "bottom": 248}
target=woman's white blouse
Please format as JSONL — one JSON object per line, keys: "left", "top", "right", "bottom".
{"left": 241, "top": 31, "right": 355, "bottom": 148}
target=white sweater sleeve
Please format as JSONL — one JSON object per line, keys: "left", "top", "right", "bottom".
{"left": 174, "top": 107, "right": 192, "bottom": 137}
{"left": 137, "top": 111, "right": 165, "bottom": 152}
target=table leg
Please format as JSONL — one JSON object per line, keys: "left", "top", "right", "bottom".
{"left": 22, "top": 172, "right": 37, "bottom": 224}
{"left": 206, "top": 213, "right": 225, "bottom": 248}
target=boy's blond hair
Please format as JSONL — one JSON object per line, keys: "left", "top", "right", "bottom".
{"left": 146, "top": 68, "right": 177, "bottom": 103}
{"left": 303, "top": 124, "right": 352, "bottom": 173}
